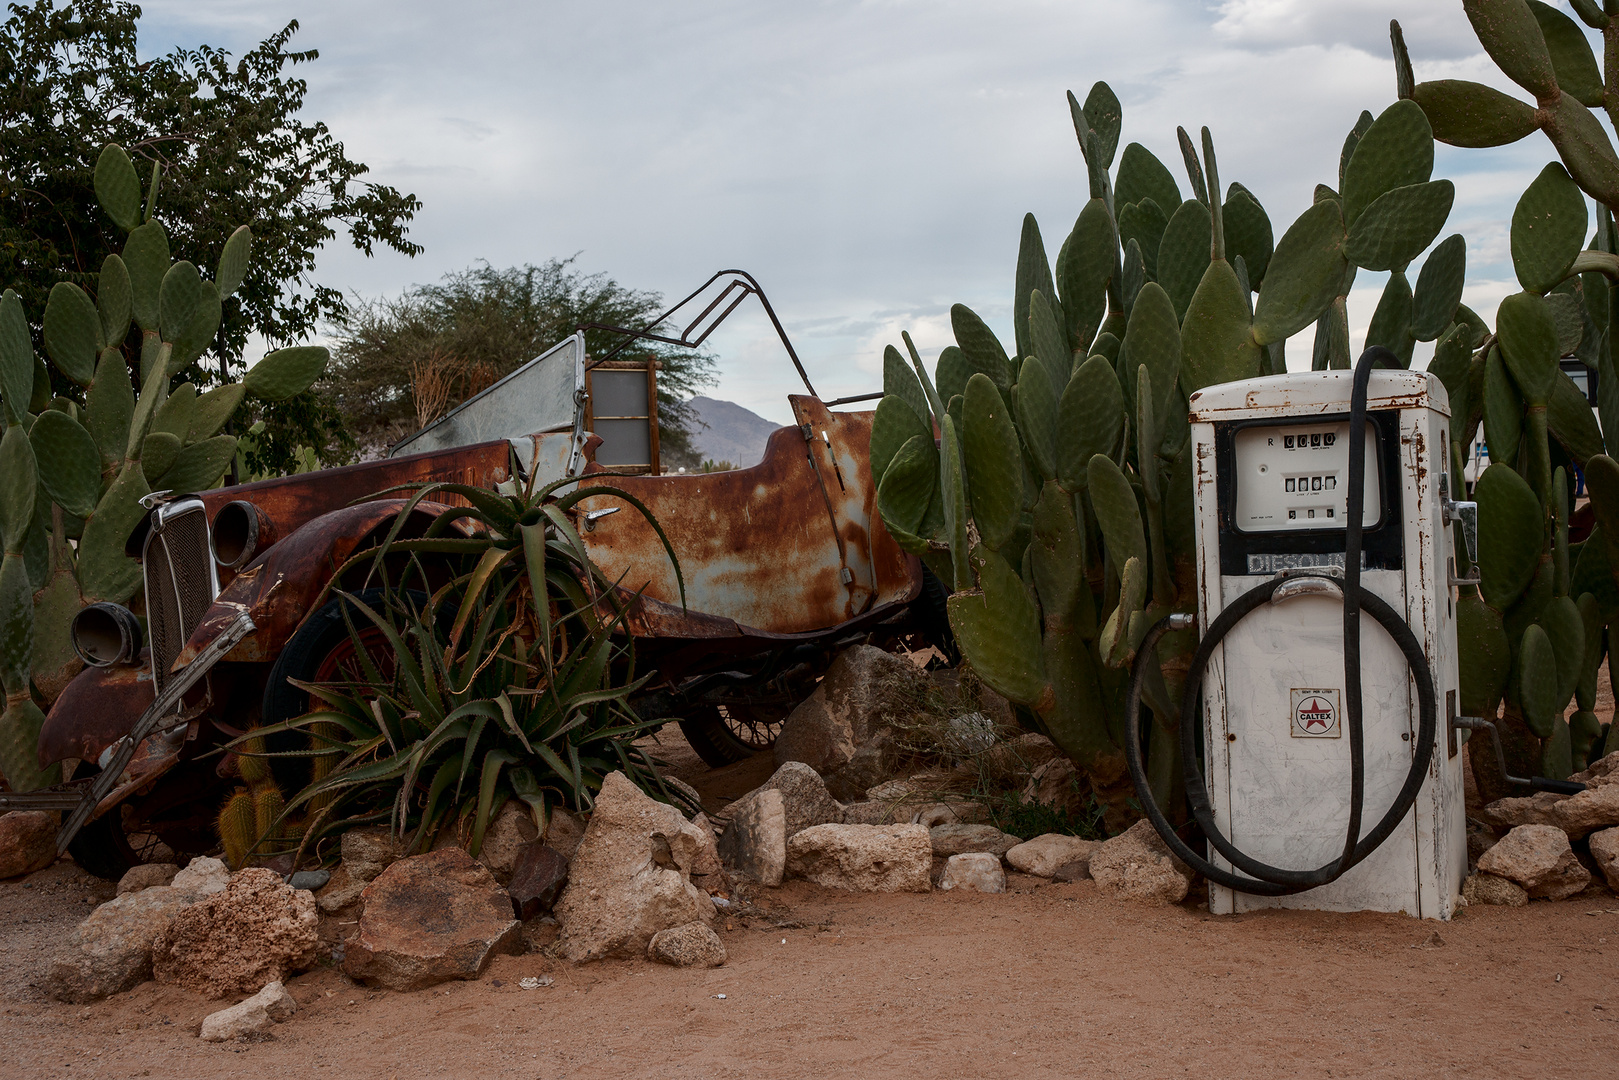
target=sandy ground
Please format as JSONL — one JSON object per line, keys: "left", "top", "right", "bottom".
{"left": 2, "top": 730, "right": 1617, "bottom": 1080}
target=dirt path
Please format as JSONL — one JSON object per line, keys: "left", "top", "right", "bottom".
{"left": 2, "top": 869, "right": 1616, "bottom": 1079}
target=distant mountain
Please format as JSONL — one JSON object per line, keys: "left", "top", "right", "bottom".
{"left": 686, "top": 396, "right": 785, "bottom": 468}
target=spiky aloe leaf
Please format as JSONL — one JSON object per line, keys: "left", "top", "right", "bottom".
{"left": 1115, "top": 143, "right": 1181, "bottom": 216}
{"left": 951, "top": 305, "right": 1012, "bottom": 390}
{"left": 244, "top": 346, "right": 328, "bottom": 402}
{"left": 1180, "top": 260, "right": 1260, "bottom": 393}
{"left": 1342, "top": 100, "right": 1434, "bottom": 229}
{"left": 1157, "top": 199, "right": 1212, "bottom": 323}
{"left": 217, "top": 225, "right": 252, "bottom": 299}
{"left": 1222, "top": 186, "right": 1273, "bottom": 289}
{"left": 1252, "top": 199, "right": 1349, "bottom": 346}
{"left": 1087, "top": 453, "right": 1147, "bottom": 573}
{"left": 0, "top": 290, "right": 35, "bottom": 427}
{"left": 1475, "top": 462, "right": 1544, "bottom": 609}
{"left": 1055, "top": 199, "right": 1114, "bottom": 353}
{"left": 1411, "top": 80, "right": 1538, "bottom": 148}
{"left": 1464, "top": 0, "right": 1560, "bottom": 100}
{"left": 1511, "top": 163, "right": 1588, "bottom": 295}
{"left": 1014, "top": 215, "right": 1056, "bottom": 364}
{"left": 1411, "top": 234, "right": 1467, "bottom": 340}
{"left": 962, "top": 373, "right": 1022, "bottom": 551}
{"left": 27, "top": 411, "right": 100, "bottom": 519}
{"left": 122, "top": 221, "right": 170, "bottom": 333}
{"left": 1497, "top": 291, "right": 1560, "bottom": 406}
{"left": 1056, "top": 356, "right": 1124, "bottom": 492}
{"left": 154, "top": 435, "right": 237, "bottom": 496}
{"left": 948, "top": 545, "right": 1049, "bottom": 708}
{"left": 1344, "top": 181, "right": 1454, "bottom": 272}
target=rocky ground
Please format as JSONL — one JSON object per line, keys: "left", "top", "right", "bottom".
{"left": 3, "top": 649, "right": 1618, "bottom": 1077}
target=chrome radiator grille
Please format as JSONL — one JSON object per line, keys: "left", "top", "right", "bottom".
{"left": 143, "top": 499, "right": 219, "bottom": 708}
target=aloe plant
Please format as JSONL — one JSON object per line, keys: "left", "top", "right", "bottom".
{"left": 0, "top": 144, "right": 327, "bottom": 791}
{"left": 229, "top": 473, "right": 694, "bottom": 866}
{"left": 873, "top": 83, "right": 1464, "bottom": 824}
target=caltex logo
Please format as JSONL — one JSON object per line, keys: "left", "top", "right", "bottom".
{"left": 1297, "top": 697, "right": 1334, "bottom": 730}
{"left": 1290, "top": 688, "right": 1342, "bottom": 738}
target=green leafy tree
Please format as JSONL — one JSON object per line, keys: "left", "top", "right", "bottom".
{"left": 325, "top": 260, "right": 717, "bottom": 467}
{"left": 0, "top": 0, "right": 420, "bottom": 473}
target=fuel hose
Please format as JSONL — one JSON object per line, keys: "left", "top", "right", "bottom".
{"left": 1124, "top": 346, "right": 1439, "bottom": 897}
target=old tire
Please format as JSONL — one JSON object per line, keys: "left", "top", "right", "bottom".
{"left": 65, "top": 763, "right": 170, "bottom": 881}
{"left": 678, "top": 703, "right": 788, "bottom": 768}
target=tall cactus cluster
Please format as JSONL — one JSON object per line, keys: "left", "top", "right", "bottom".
{"left": 873, "top": 84, "right": 1465, "bottom": 822}
{"left": 1398, "top": 1, "right": 1619, "bottom": 796}
{"left": 0, "top": 144, "right": 328, "bottom": 792}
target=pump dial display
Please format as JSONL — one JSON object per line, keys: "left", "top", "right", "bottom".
{"left": 1230, "top": 421, "right": 1381, "bottom": 532}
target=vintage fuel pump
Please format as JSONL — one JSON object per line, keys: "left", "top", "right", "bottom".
{"left": 1125, "top": 348, "right": 1501, "bottom": 920}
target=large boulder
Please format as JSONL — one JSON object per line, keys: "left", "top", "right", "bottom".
{"left": 0, "top": 811, "right": 57, "bottom": 878}
{"left": 198, "top": 980, "right": 296, "bottom": 1042}
{"left": 716, "top": 788, "right": 787, "bottom": 886}
{"left": 647, "top": 921, "right": 727, "bottom": 967}
{"left": 152, "top": 868, "right": 320, "bottom": 998}
{"left": 1475, "top": 824, "right": 1591, "bottom": 900}
{"left": 1481, "top": 753, "right": 1619, "bottom": 839}
{"left": 1089, "top": 820, "right": 1193, "bottom": 904}
{"left": 169, "top": 856, "right": 230, "bottom": 902}
{"left": 544, "top": 807, "right": 586, "bottom": 860}
{"left": 553, "top": 771, "right": 714, "bottom": 962}
{"left": 773, "top": 645, "right": 928, "bottom": 800}
{"left": 937, "top": 852, "right": 1006, "bottom": 893}
{"left": 343, "top": 847, "right": 522, "bottom": 990}
{"left": 759, "top": 761, "right": 845, "bottom": 838}
{"left": 1006, "top": 834, "right": 1102, "bottom": 878}
{"left": 928, "top": 824, "right": 1021, "bottom": 859}
{"left": 45, "top": 885, "right": 190, "bottom": 1003}
{"left": 785, "top": 823, "right": 931, "bottom": 893}
{"left": 1587, "top": 827, "right": 1619, "bottom": 891}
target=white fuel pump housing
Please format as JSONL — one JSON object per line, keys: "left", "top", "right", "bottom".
{"left": 1185, "top": 368, "right": 1467, "bottom": 919}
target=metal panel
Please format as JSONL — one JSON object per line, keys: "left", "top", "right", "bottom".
{"left": 143, "top": 499, "right": 218, "bottom": 709}
{"left": 389, "top": 333, "right": 583, "bottom": 457}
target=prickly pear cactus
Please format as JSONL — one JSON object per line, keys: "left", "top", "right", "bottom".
{"left": 1397, "top": 7, "right": 1619, "bottom": 794}
{"left": 873, "top": 83, "right": 1461, "bottom": 825}
{"left": 0, "top": 144, "right": 328, "bottom": 791}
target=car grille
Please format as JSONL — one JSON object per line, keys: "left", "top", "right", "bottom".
{"left": 143, "top": 500, "right": 218, "bottom": 711}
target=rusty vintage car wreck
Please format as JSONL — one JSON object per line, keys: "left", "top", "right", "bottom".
{"left": 26, "top": 272, "right": 946, "bottom": 879}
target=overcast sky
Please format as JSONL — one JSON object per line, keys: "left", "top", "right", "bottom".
{"left": 136, "top": 0, "right": 1584, "bottom": 424}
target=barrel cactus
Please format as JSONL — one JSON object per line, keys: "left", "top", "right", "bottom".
{"left": 873, "top": 83, "right": 1462, "bottom": 824}
{"left": 1396, "top": 4, "right": 1619, "bottom": 793}
{"left": 0, "top": 144, "right": 327, "bottom": 791}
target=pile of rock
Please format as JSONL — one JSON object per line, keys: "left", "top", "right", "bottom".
{"left": 1463, "top": 752, "right": 1619, "bottom": 904}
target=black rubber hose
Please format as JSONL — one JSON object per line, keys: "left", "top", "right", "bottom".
{"left": 1124, "top": 347, "right": 1439, "bottom": 897}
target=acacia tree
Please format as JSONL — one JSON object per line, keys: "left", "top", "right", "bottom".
{"left": 325, "top": 260, "right": 717, "bottom": 467}
{"left": 0, "top": 0, "right": 421, "bottom": 472}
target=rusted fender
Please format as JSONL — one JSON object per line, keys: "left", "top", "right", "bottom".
{"left": 38, "top": 662, "right": 154, "bottom": 768}
{"left": 175, "top": 499, "right": 451, "bottom": 668}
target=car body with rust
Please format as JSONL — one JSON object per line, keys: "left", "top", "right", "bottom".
{"left": 30, "top": 273, "right": 940, "bottom": 878}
